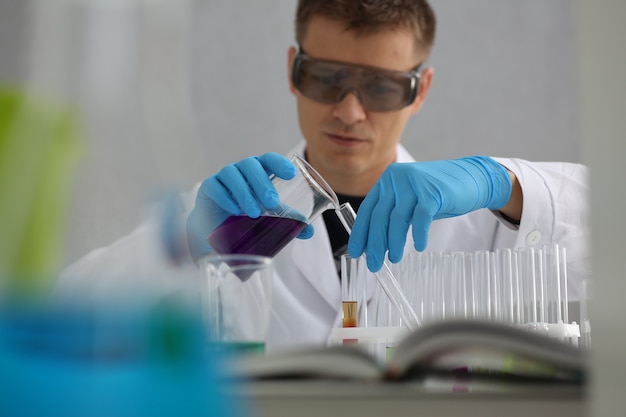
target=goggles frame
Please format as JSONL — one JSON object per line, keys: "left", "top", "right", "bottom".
{"left": 291, "top": 48, "right": 422, "bottom": 112}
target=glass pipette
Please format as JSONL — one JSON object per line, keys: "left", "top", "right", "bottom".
{"left": 335, "top": 203, "right": 421, "bottom": 330}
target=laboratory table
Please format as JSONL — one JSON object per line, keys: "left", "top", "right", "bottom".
{"left": 230, "top": 380, "right": 585, "bottom": 417}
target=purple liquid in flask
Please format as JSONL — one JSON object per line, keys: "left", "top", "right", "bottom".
{"left": 207, "top": 215, "right": 306, "bottom": 281}
{"left": 207, "top": 215, "right": 307, "bottom": 281}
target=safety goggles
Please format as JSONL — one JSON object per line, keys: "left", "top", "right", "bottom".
{"left": 291, "top": 49, "right": 422, "bottom": 112}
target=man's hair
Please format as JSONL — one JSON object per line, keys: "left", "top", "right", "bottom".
{"left": 295, "top": 0, "right": 436, "bottom": 55}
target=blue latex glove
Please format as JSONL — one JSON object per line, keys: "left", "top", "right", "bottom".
{"left": 347, "top": 156, "right": 512, "bottom": 272}
{"left": 186, "top": 153, "right": 314, "bottom": 261}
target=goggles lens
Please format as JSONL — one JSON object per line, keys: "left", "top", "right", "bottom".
{"left": 292, "top": 51, "right": 421, "bottom": 112}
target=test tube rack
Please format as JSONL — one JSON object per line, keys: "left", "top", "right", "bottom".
{"left": 333, "top": 244, "right": 589, "bottom": 356}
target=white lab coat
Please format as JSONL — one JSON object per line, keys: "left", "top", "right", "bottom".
{"left": 57, "top": 143, "right": 589, "bottom": 352}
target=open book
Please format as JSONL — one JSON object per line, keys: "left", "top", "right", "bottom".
{"left": 224, "top": 319, "right": 587, "bottom": 386}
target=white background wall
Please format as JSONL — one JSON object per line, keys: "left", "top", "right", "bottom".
{"left": 188, "top": 0, "right": 580, "bottom": 167}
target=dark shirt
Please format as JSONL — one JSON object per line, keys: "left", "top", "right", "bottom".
{"left": 322, "top": 193, "right": 365, "bottom": 278}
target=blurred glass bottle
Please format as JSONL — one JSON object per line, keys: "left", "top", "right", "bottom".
{"left": 1, "top": 1, "right": 242, "bottom": 416}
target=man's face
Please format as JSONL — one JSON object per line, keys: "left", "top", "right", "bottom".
{"left": 288, "top": 16, "right": 433, "bottom": 196}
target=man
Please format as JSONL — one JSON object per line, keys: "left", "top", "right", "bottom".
{"left": 60, "top": 0, "right": 588, "bottom": 351}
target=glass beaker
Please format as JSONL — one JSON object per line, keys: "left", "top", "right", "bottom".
{"left": 207, "top": 153, "right": 339, "bottom": 259}
{"left": 200, "top": 254, "right": 273, "bottom": 356}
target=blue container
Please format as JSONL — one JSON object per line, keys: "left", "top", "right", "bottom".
{"left": 0, "top": 301, "right": 245, "bottom": 417}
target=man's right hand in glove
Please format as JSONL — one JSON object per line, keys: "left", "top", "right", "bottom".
{"left": 186, "top": 152, "right": 314, "bottom": 261}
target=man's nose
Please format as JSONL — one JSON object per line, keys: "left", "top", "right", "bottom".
{"left": 331, "top": 89, "right": 366, "bottom": 125}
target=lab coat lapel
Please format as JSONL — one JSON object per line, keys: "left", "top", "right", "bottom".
{"left": 290, "top": 216, "right": 340, "bottom": 311}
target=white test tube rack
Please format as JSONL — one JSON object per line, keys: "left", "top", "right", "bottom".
{"left": 331, "top": 244, "right": 588, "bottom": 359}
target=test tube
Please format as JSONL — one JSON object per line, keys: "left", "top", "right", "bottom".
{"left": 342, "top": 303, "right": 358, "bottom": 328}
{"left": 511, "top": 250, "right": 522, "bottom": 324}
{"left": 580, "top": 278, "right": 591, "bottom": 348}
{"left": 536, "top": 247, "right": 546, "bottom": 323}
{"left": 411, "top": 252, "right": 426, "bottom": 322}
{"left": 473, "top": 250, "right": 492, "bottom": 319}
{"left": 494, "top": 248, "right": 515, "bottom": 324}
{"left": 392, "top": 252, "right": 413, "bottom": 314}
{"left": 541, "top": 244, "right": 561, "bottom": 324}
{"left": 559, "top": 246, "right": 570, "bottom": 324}
{"left": 335, "top": 203, "right": 421, "bottom": 329}
{"left": 450, "top": 252, "right": 469, "bottom": 319}
{"left": 340, "top": 254, "right": 368, "bottom": 328}
{"left": 464, "top": 252, "right": 477, "bottom": 319}
{"left": 517, "top": 247, "right": 538, "bottom": 323}
{"left": 422, "top": 252, "right": 436, "bottom": 323}
{"left": 431, "top": 251, "right": 446, "bottom": 320}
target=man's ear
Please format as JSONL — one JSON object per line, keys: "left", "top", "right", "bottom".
{"left": 287, "top": 46, "right": 298, "bottom": 95}
{"left": 409, "top": 66, "right": 434, "bottom": 115}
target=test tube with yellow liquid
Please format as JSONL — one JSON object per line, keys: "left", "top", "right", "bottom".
{"left": 341, "top": 255, "right": 367, "bottom": 344}
{"left": 342, "top": 301, "right": 358, "bottom": 328}
{"left": 341, "top": 255, "right": 367, "bottom": 327}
